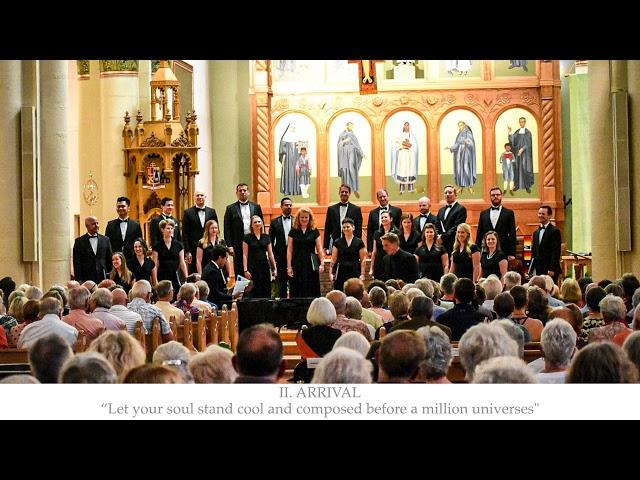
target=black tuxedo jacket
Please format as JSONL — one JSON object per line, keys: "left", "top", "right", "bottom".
{"left": 269, "top": 215, "right": 291, "bottom": 269}
{"left": 413, "top": 212, "right": 439, "bottom": 236}
{"left": 531, "top": 223, "right": 562, "bottom": 277}
{"left": 182, "top": 206, "right": 218, "bottom": 255}
{"left": 105, "top": 218, "right": 143, "bottom": 260}
{"left": 382, "top": 249, "right": 420, "bottom": 283}
{"left": 202, "top": 261, "right": 232, "bottom": 306}
{"left": 150, "top": 214, "right": 182, "bottom": 249}
{"left": 436, "top": 202, "right": 467, "bottom": 254}
{"left": 475, "top": 206, "right": 517, "bottom": 256}
{"left": 367, "top": 204, "right": 402, "bottom": 251}
{"left": 223, "top": 201, "right": 263, "bottom": 250}
{"left": 323, "top": 202, "right": 363, "bottom": 250}
{"left": 73, "top": 233, "right": 113, "bottom": 283}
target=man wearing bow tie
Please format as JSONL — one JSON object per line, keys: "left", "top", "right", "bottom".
{"left": 269, "top": 197, "right": 293, "bottom": 298}
{"left": 436, "top": 185, "right": 467, "bottom": 254}
{"left": 413, "top": 196, "right": 438, "bottom": 236}
{"left": 150, "top": 197, "right": 182, "bottom": 248}
{"left": 531, "top": 205, "right": 561, "bottom": 279}
{"left": 224, "top": 183, "right": 263, "bottom": 279}
{"left": 105, "top": 196, "right": 143, "bottom": 262}
{"left": 324, "top": 184, "right": 363, "bottom": 255}
{"left": 475, "top": 186, "right": 516, "bottom": 259}
{"left": 182, "top": 190, "right": 218, "bottom": 274}
{"left": 366, "top": 188, "right": 402, "bottom": 252}
{"left": 73, "top": 216, "right": 113, "bottom": 283}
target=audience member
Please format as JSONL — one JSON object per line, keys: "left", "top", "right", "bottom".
{"left": 28, "top": 333, "right": 74, "bottom": 383}
{"left": 189, "top": 345, "right": 238, "bottom": 383}
{"left": 312, "top": 347, "right": 372, "bottom": 384}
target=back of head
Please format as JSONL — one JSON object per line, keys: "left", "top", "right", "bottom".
{"left": 604, "top": 282, "right": 625, "bottom": 298}
{"left": 0, "top": 374, "right": 39, "bottom": 384}
{"left": 493, "top": 319, "right": 525, "bottom": 358}
{"left": 567, "top": 341, "right": 638, "bottom": 383}
{"left": 152, "top": 340, "right": 193, "bottom": 383}
{"left": 406, "top": 287, "right": 426, "bottom": 303}
{"left": 367, "top": 279, "right": 387, "bottom": 293}
{"left": 414, "top": 278, "right": 434, "bottom": 298}
{"left": 344, "top": 296, "right": 363, "bottom": 320}
{"left": 493, "top": 292, "right": 515, "bottom": 319}
{"left": 111, "top": 288, "right": 128, "bottom": 306}
{"left": 409, "top": 295, "right": 434, "bottom": 320}
{"left": 131, "top": 280, "right": 152, "bottom": 300}
{"left": 378, "top": 330, "right": 426, "bottom": 381}
{"left": 88, "top": 330, "right": 146, "bottom": 381}
{"left": 307, "top": 297, "right": 337, "bottom": 326}
{"left": 312, "top": 347, "right": 372, "bottom": 384}
{"left": 510, "top": 285, "right": 528, "bottom": 310}
{"left": 69, "top": 286, "right": 91, "bottom": 310}
{"left": 472, "top": 356, "right": 537, "bottom": 383}
{"left": 440, "top": 273, "right": 458, "bottom": 295}
{"left": 560, "top": 278, "right": 582, "bottom": 304}
{"left": 235, "top": 324, "right": 283, "bottom": 378}
{"left": 178, "top": 283, "right": 197, "bottom": 303}
{"left": 623, "top": 331, "right": 640, "bottom": 374}
{"left": 326, "top": 290, "right": 347, "bottom": 315}
{"left": 387, "top": 291, "right": 410, "bottom": 320}
{"left": 123, "top": 364, "right": 184, "bottom": 383}
{"left": 453, "top": 278, "right": 475, "bottom": 304}
{"left": 621, "top": 273, "right": 640, "bottom": 299}
{"left": 529, "top": 275, "right": 547, "bottom": 291}
{"left": 189, "top": 345, "right": 238, "bottom": 383}
{"left": 417, "top": 325, "right": 452, "bottom": 380}
{"left": 368, "top": 286, "right": 387, "bottom": 308}
{"left": 586, "top": 286, "right": 607, "bottom": 312}
{"left": 25, "top": 285, "right": 43, "bottom": 301}
{"left": 91, "top": 288, "right": 113, "bottom": 309}
{"left": 541, "top": 318, "right": 577, "bottom": 368}
{"left": 333, "top": 331, "right": 370, "bottom": 356}
{"left": 39, "top": 296, "right": 62, "bottom": 317}
{"left": 29, "top": 333, "right": 74, "bottom": 383}
{"left": 343, "top": 278, "right": 365, "bottom": 300}
{"left": 59, "top": 352, "right": 118, "bottom": 383}
{"left": 483, "top": 275, "right": 503, "bottom": 300}
{"left": 459, "top": 323, "right": 518, "bottom": 381}
{"left": 599, "top": 294, "right": 626, "bottom": 322}
{"left": 503, "top": 271, "right": 522, "bottom": 290}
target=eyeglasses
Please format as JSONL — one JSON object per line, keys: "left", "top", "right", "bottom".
{"left": 162, "top": 359, "right": 186, "bottom": 366}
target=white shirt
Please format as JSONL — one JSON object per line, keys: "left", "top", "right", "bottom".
{"left": 89, "top": 235, "right": 98, "bottom": 255}
{"left": 539, "top": 223, "right": 550, "bottom": 243}
{"left": 339, "top": 204, "right": 348, "bottom": 224}
{"left": 379, "top": 205, "right": 389, "bottom": 224}
{"left": 198, "top": 209, "right": 206, "bottom": 227}
{"left": 443, "top": 201, "right": 456, "bottom": 221}
{"left": 119, "top": 219, "right": 128, "bottom": 240}
{"left": 282, "top": 216, "right": 292, "bottom": 245}
{"left": 490, "top": 206, "right": 501, "bottom": 229}
{"left": 240, "top": 202, "right": 251, "bottom": 234}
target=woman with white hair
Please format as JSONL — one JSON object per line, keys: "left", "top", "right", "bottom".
{"left": 299, "top": 297, "right": 341, "bottom": 357}
{"left": 312, "top": 347, "right": 372, "bottom": 383}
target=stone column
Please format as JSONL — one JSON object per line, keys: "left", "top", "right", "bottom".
{"left": 0, "top": 61, "right": 27, "bottom": 282}
{"left": 190, "top": 60, "right": 213, "bottom": 199}
{"left": 625, "top": 61, "right": 640, "bottom": 274}
{"left": 40, "top": 60, "right": 71, "bottom": 287}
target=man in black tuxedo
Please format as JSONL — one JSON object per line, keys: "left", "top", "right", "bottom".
{"left": 202, "top": 245, "right": 240, "bottom": 309}
{"left": 182, "top": 190, "right": 218, "bottom": 274}
{"left": 531, "top": 205, "right": 562, "bottom": 280}
{"left": 73, "top": 216, "right": 113, "bottom": 283}
{"left": 224, "top": 183, "right": 263, "bottom": 279}
{"left": 367, "top": 188, "right": 402, "bottom": 252}
{"left": 150, "top": 197, "right": 182, "bottom": 249}
{"left": 436, "top": 185, "right": 467, "bottom": 254}
{"left": 324, "top": 184, "right": 363, "bottom": 255}
{"left": 475, "top": 186, "right": 517, "bottom": 258}
{"left": 104, "top": 196, "right": 143, "bottom": 261}
{"left": 381, "top": 232, "right": 419, "bottom": 283}
{"left": 269, "top": 197, "right": 293, "bottom": 298}
{"left": 413, "top": 196, "right": 438, "bottom": 237}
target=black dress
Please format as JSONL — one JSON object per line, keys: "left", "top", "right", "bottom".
{"left": 451, "top": 243, "right": 480, "bottom": 280}
{"left": 153, "top": 239, "right": 184, "bottom": 294}
{"left": 480, "top": 250, "right": 507, "bottom": 279}
{"left": 373, "top": 227, "right": 399, "bottom": 280}
{"left": 110, "top": 271, "right": 133, "bottom": 294}
{"left": 288, "top": 228, "right": 320, "bottom": 298}
{"left": 243, "top": 233, "right": 272, "bottom": 298}
{"left": 399, "top": 231, "right": 421, "bottom": 255}
{"left": 415, "top": 242, "right": 447, "bottom": 281}
{"left": 333, "top": 236, "right": 365, "bottom": 291}
{"left": 198, "top": 238, "right": 228, "bottom": 274}
{"left": 127, "top": 256, "right": 155, "bottom": 283}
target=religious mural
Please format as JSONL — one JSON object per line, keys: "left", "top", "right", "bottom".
{"left": 384, "top": 111, "right": 428, "bottom": 199}
{"left": 495, "top": 60, "right": 537, "bottom": 77}
{"left": 439, "top": 110, "right": 483, "bottom": 199}
{"left": 273, "top": 113, "right": 317, "bottom": 203}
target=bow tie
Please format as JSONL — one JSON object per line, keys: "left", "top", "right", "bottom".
{"left": 420, "top": 214, "right": 429, "bottom": 218}
{"left": 445, "top": 204, "right": 453, "bottom": 209}
{"left": 119, "top": 219, "right": 128, "bottom": 223}
{"left": 283, "top": 216, "right": 291, "bottom": 220}
{"left": 196, "top": 207, "right": 206, "bottom": 212}
{"left": 380, "top": 207, "right": 388, "bottom": 211}
{"left": 540, "top": 225, "right": 547, "bottom": 230}
{"left": 491, "top": 207, "right": 500, "bottom": 211}
{"left": 89, "top": 234, "right": 98, "bottom": 238}
{"left": 239, "top": 202, "right": 249, "bottom": 206}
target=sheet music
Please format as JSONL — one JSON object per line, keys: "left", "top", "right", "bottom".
{"left": 232, "top": 275, "right": 250, "bottom": 296}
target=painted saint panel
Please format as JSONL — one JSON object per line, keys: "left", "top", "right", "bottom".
{"left": 329, "top": 112, "right": 372, "bottom": 202}
{"left": 494, "top": 60, "right": 537, "bottom": 77}
{"left": 495, "top": 108, "right": 539, "bottom": 197}
{"left": 273, "top": 113, "right": 317, "bottom": 203}
{"left": 439, "top": 60, "right": 482, "bottom": 78}
{"left": 384, "top": 111, "right": 428, "bottom": 199}
{"left": 439, "top": 110, "right": 483, "bottom": 200}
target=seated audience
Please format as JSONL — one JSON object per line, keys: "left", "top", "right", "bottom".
{"left": 28, "top": 333, "right": 74, "bottom": 383}
{"left": 233, "top": 324, "right": 285, "bottom": 383}
{"left": 567, "top": 341, "right": 637, "bottom": 383}
{"left": 189, "top": 345, "right": 238, "bottom": 383}
{"left": 416, "top": 325, "right": 452, "bottom": 383}
{"left": 312, "top": 347, "right": 372, "bottom": 384}
{"left": 88, "top": 330, "right": 146, "bottom": 382}
{"left": 377, "top": 330, "right": 426, "bottom": 383}
{"left": 472, "top": 356, "right": 537, "bottom": 383}
{"left": 59, "top": 352, "right": 118, "bottom": 384}
{"left": 458, "top": 323, "right": 518, "bottom": 382}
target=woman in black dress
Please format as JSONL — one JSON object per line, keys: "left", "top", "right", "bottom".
{"left": 243, "top": 215, "right": 277, "bottom": 298}
{"left": 479, "top": 230, "right": 508, "bottom": 279}
{"left": 449, "top": 223, "right": 480, "bottom": 283}
{"left": 152, "top": 219, "right": 188, "bottom": 296}
{"left": 109, "top": 252, "right": 133, "bottom": 294}
{"left": 369, "top": 211, "right": 398, "bottom": 280}
{"left": 287, "top": 207, "right": 324, "bottom": 298}
{"left": 398, "top": 213, "right": 421, "bottom": 254}
{"left": 196, "top": 220, "right": 230, "bottom": 276}
{"left": 414, "top": 223, "right": 449, "bottom": 281}
{"left": 329, "top": 217, "right": 366, "bottom": 291}
{"left": 127, "top": 238, "right": 155, "bottom": 283}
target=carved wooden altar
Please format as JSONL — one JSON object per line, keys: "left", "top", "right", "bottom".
{"left": 122, "top": 61, "right": 200, "bottom": 242}
{"left": 250, "top": 60, "right": 564, "bottom": 246}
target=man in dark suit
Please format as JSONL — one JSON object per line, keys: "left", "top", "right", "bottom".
{"left": 367, "top": 188, "right": 402, "bottom": 252}
{"left": 149, "top": 197, "right": 182, "bottom": 249}
{"left": 324, "top": 184, "right": 363, "bottom": 254}
{"left": 380, "top": 232, "right": 419, "bottom": 283}
{"left": 531, "top": 205, "right": 562, "bottom": 280}
{"left": 73, "top": 216, "right": 113, "bottom": 283}
{"left": 224, "top": 183, "right": 263, "bottom": 279}
{"left": 182, "top": 190, "right": 218, "bottom": 274}
{"left": 413, "top": 196, "right": 438, "bottom": 237}
{"left": 436, "top": 185, "right": 467, "bottom": 254}
{"left": 104, "top": 196, "right": 143, "bottom": 262}
{"left": 475, "top": 186, "right": 517, "bottom": 258}
{"left": 269, "top": 197, "right": 293, "bottom": 298}
{"left": 201, "top": 245, "right": 240, "bottom": 309}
